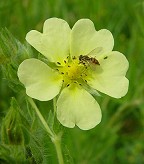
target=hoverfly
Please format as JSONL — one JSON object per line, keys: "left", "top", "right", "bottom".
{"left": 79, "top": 55, "right": 100, "bottom": 65}
{"left": 79, "top": 47, "right": 102, "bottom": 66}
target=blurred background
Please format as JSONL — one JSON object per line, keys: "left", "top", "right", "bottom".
{"left": 0, "top": 0, "right": 144, "bottom": 163}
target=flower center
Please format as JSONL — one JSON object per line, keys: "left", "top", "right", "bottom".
{"left": 56, "top": 56, "right": 90, "bottom": 87}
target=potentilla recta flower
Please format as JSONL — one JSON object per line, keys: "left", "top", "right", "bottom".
{"left": 17, "top": 18, "right": 129, "bottom": 130}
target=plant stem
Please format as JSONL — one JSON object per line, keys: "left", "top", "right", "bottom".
{"left": 52, "top": 135, "right": 64, "bottom": 164}
{"left": 27, "top": 97, "right": 54, "bottom": 137}
{"left": 27, "top": 97, "right": 64, "bottom": 164}
{"left": 52, "top": 97, "right": 64, "bottom": 164}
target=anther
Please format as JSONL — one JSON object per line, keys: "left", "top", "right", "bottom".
{"left": 73, "top": 56, "right": 76, "bottom": 60}
{"left": 68, "top": 65, "right": 70, "bottom": 67}
{"left": 104, "top": 56, "right": 108, "bottom": 59}
{"left": 67, "top": 84, "right": 70, "bottom": 87}
{"left": 64, "top": 60, "right": 66, "bottom": 63}
{"left": 79, "top": 83, "right": 82, "bottom": 86}
{"left": 85, "top": 80, "right": 87, "bottom": 83}
{"left": 57, "top": 62, "right": 61, "bottom": 65}
{"left": 62, "top": 80, "right": 64, "bottom": 82}
{"left": 61, "top": 72, "right": 64, "bottom": 74}
{"left": 56, "top": 69, "right": 59, "bottom": 71}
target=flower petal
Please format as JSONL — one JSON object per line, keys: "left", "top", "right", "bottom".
{"left": 57, "top": 85, "right": 102, "bottom": 130}
{"left": 26, "top": 18, "right": 71, "bottom": 63}
{"left": 88, "top": 51, "right": 129, "bottom": 98}
{"left": 70, "top": 19, "right": 114, "bottom": 57}
{"left": 18, "top": 59, "right": 63, "bottom": 101}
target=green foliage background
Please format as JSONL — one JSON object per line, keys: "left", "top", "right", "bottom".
{"left": 0, "top": 0, "right": 144, "bottom": 163}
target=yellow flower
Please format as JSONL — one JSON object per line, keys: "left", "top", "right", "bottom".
{"left": 18, "top": 18, "right": 129, "bottom": 130}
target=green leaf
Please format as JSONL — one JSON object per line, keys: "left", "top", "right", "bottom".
{"left": 1, "top": 97, "right": 30, "bottom": 145}
{"left": 47, "top": 110, "right": 55, "bottom": 131}
{"left": 0, "top": 144, "right": 31, "bottom": 164}
{"left": 0, "top": 28, "right": 34, "bottom": 92}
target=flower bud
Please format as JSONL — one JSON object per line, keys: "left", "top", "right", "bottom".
{"left": 1, "top": 98, "right": 25, "bottom": 145}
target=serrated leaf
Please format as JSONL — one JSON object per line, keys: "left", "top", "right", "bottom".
{"left": 47, "top": 110, "right": 55, "bottom": 131}
{"left": 0, "top": 28, "right": 34, "bottom": 93}
{"left": 1, "top": 97, "right": 30, "bottom": 145}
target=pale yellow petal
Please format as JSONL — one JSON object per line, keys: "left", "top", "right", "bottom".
{"left": 26, "top": 18, "right": 71, "bottom": 63}
{"left": 88, "top": 51, "right": 129, "bottom": 98}
{"left": 18, "top": 59, "right": 63, "bottom": 101}
{"left": 70, "top": 19, "right": 114, "bottom": 57}
{"left": 57, "top": 85, "right": 102, "bottom": 130}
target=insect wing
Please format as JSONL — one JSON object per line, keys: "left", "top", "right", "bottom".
{"left": 87, "top": 47, "right": 103, "bottom": 57}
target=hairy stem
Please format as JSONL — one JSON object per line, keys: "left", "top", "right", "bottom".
{"left": 27, "top": 97, "right": 64, "bottom": 164}
{"left": 52, "top": 134, "right": 64, "bottom": 164}
{"left": 52, "top": 97, "right": 64, "bottom": 164}
{"left": 27, "top": 97, "right": 54, "bottom": 137}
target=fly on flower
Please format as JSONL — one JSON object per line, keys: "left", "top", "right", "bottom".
{"left": 17, "top": 18, "right": 129, "bottom": 130}
{"left": 79, "top": 49, "right": 100, "bottom": 70}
